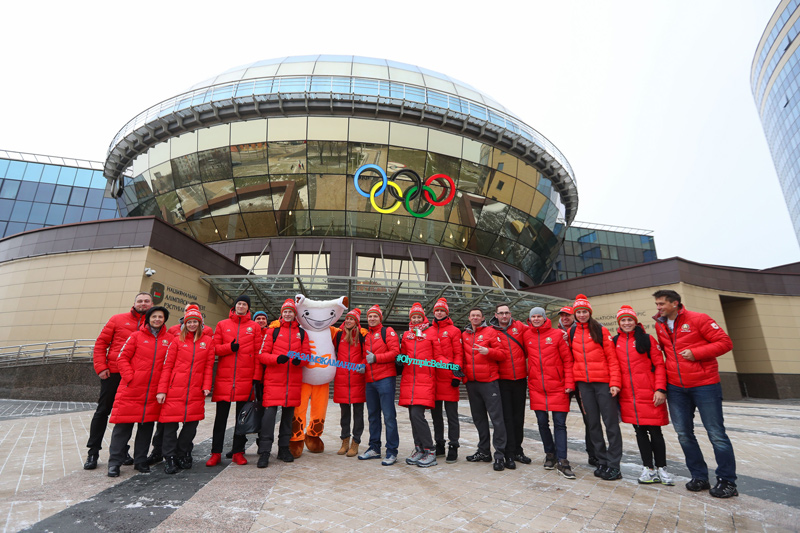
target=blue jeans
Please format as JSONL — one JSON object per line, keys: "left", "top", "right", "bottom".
{"left": 535, "top": 410, "right": 568, "bottom": 461}
{"left": 365, "top": 376, "right": 398, "bottom": 456}
{"left": 667, "top": 382, "right": 736, "bottom": 483}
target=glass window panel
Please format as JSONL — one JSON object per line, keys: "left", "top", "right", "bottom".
{"left": 212, "top": 214, "right": 248, "bottom": 240}
{"left": 155, "top": 191, "right": 185, "bottom": 224}
{"left": 5, "top": 222, "right": 25, "bottom": 236}
{"left": 457, "top": 161, "right": 491, "bottom": 194}
{"left": 0, "top": 221, "right": 6, "bottom": 236}
{"left": 84, "top": 188, "right": 104, "bottom": 209}
{"left": 348, "top": 142, "right": 388, "bottom": 173}
{"left": 35, "top": 183, "right": 55, "bottom": 204}
{"left": 69, "top": 187, "right": 88, "bottom": 206}
{"left": 27, "top": 202, "right": 50, "bottom": 224}
{"left": 127, "top": 198, "right": 158, "bottom": 217}
{"left": 25, "top": 223, "right": 43, "bottom": 232}
{"left": 131, "top": 173, "right": 154, "bottom": 202}
{"left": 501, "top": 206, "right": 529, "bottom": 242}
{"left": 0, "top": 159, "right": 8, "bottom": 177}
{"left": 90, "top": 170, "right": 106, "bottom": 189}
{"left": 492, "top": 149, "right": 518, "bottom": 178}
{"left": 269, "top": 174, "right": 308, "bottom": 211}
{"left": 64, "top": 206, "right": 83, "bottom": 224}
{"left": 5, "top": 161, "right": 26, "bottom": 180}
{"left": 187, "top": 218, "right": 221, "bottom": 242}
{"left": 484, "top": 171, "right": 514, "bottom": 204}
{"left": 23, "top": 163, "right": 44, "bottom": 182}
{"left": 275, "top": 209, "right": 310, "bottom": 236}
{"left": 198, "top": 147, "right": 232, "bottom": 183}
{"left": 52, "top": 185, "right": 71, "bottom": 204}
{"left": 203, "top": 180, "right": 240, "bottom": 216}
{"left": 295, "top": 252, "right": 330, "bottom": 276}
{"left": 0, "top": 180, "right": 19, "bottom": 199}
{"left": 441, "top": 223, "right": 472, "bottom": 250}
{"left": 477, "top": 199, "right": 509, "bottom": 234}
{"left": 241, "top": 211, "right": 278, "bottom": 238}
{"left": 176, "top": 184, "right": 209, "bottom": 221}
{"left": 346, "top": 211, "right": 382, "bottom": 238}
{"left": 310, "top": 211, "right": 346, "bottom": 236}
{"left": 150, "top": 161, "right": 175, "bottom": 194}
{"left": 81, "top": 207, "right": 100, "bottom": 222}
{"left": 10, "top": 201, "right": 32, "bottom": 222}
{"left": 235, "top": 175, "right": 273, "bottom": 212}
{"left": 0, "top": 199, "right": 13, "bottom": 219}
{"left": 510, "top": 181, "right": 534, "bottom": 213}
{"left": 530, "top": 191, "right": 548, "bottom": 219}
{"left": 40, "top": 165, "right": 60, "bottom": 184}
{"left": 238, "top": 253, "right": 270, "bottom": 275}
{"left": 517, "top": 163, "right": 539, "bottom": 188}
{"left": 307, "top": 141, "right": 348, "bottom": 173}
{"left": 378, "top": 213, "right": 414, "bottom": 241}
{"left": 267, "top": 141, "right": 307, "bottom": 174}
{"left": 307, "top": 117, "right": 349, "bottom": 141}
{"left": 411, "top": 218, "right": 446, "bottom": 245}
{"left": 472, "top": 229, "right": 498, "bottom": 255}
{"left": 57, "top": 166, "right": 77, "bottom": 185}
{"left": 231, "top": 143, "right": 269, "bottom": 177}
{"left": 308, "top": 174, "right": 346, "bottom": 210}
{"left": 45, "top": 203, "right": 66, "bottom": 225}
{"left": 100, "top": 208, "right": 118, "bottom": 219}
{"left": 171, "top": 153, "right": 201, "bottom": 188}
{"left": 386, "top": 147, "right": 427, "bottom": 177}
{"left": 74, "top": 169, "right": 93, "bottom": 187}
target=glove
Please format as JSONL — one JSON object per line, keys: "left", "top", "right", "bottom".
{"left": 452, "top": 368, "right": 465, "bottom": 379}
{"left": 291, "top": 357, "right": 302, "bottom": 366}
{"left": 366, "top": 351, "right": 376, "bottom": 364}
{"left": 357, "top": 365, "right": 365, "bottom": 374}
{"left": 231, "top": 341, "right": 240, "bottom": 353}
{"left": 277, "top": 354, "right": 289, "bottom": 364}
{"left": 451, "top": 378, "right": 461, "bottom": 387}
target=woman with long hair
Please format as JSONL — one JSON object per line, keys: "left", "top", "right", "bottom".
{"left": 333, "top": 308, "right": 367, "bottom": 457}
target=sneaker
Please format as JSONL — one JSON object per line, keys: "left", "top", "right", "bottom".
{"left": 435, "top": 442, "right": 446, "bottom": 456}
{"left": 205, "top": 453, "right": 221, "bottom": 467}
{"left": 515, "top": 453, "right": 532, "bottom": 465}
{"left": 588, "top": 456, "right": 599, "bottom": 467}
{"left": 358, "top": 448, "right": 382, "bottom": 460}
{"left": 657, "top": 467, "right": 674, "bottom": 486}
{"left": 178, "top": 455, "right": 193, "bottom": 470}
{"left": 133, "top": 463, "right": 150, "bottom": 474}
{"left": 466, "top": 451, "right": 492, "bottom": 462}
{"left": 164, "top": 457, "right": 180, "bottom": 475}
{"left": 593, "top": 465, "right": 607, "bottom": 477}
{"left": 417, "top": 449, "right": 438, "bottom": 468}
{"left": 543, "top": 453, "right": 556, "bottom": 470}
{"left": 257, "top": 453, "right": 270, "bottom": 469}
{"left": 381, "top": 453, "right": 397, "bottom": 466}
{"left": 686, "top": 478, "right": 711, "bottom": 492}
{"left": 406, "top": 447, "right": 424, "bottom": 465}
{"left": 638, "top": 466, "right": 659, "bottom": 484}
{"left": 277, "top": 446, "right": 294, "bottom": 463}
{"left": 709, "top": 479, "right": 738, "bottom": 498}
{"left": 601, "top": 467, "right": 622, "bottom": 480}
{"left": 231, "top": 452, "right": 248, "bottom": 465}
{"left": 83, "top": 453, "right": 98, "bottom": 470}
{"left": 557, "top": 460, "right": 576, "bottom": 479}
{"left": 446, "top": 445, "right": 458, "bottom": 464}
{"left": 504, "top": 457, "right": 516, "bottom": 470}
{"left": 493, "top": 458, "right": 505, "bottom": 471}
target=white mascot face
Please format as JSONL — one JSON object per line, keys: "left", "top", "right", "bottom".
{"left": 295, "top": 294, "right": 348, "bottom": 331}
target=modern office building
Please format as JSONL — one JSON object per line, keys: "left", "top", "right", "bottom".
{"left": 752, "top": 0, "right": 800, "bottom": 245}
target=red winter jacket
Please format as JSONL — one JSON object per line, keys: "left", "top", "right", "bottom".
{"left": 490, "top": 318, "right": 528, "bottom": 381}
{"left": 332, "top": 329, "right": 366, "bottom": 404}
{"left": 653, "top": 305, "right": 733, "bottom": 389}
{"left": 93, "top": 307, "right": 148, "bottom": 374}
{"left": 430, "top": 316, "right": 464, "bottom": 402}
{"left": 364, "top": 324, "right": 400, "bottom": 383}
{"left": 110, "top": 324, "right": 172, "bottom": 424}
{"left": 524, "top": 319, "right": 574, "bottom": 412}
{"left": 258, "top": 319, "right": 310, "bottom": 407}
{"left": 167, "top": 322, "right": 213, "bottom": 338}
{"left": 571, "top": 321, "right": 621, "bottom": 388}
{"left": 615, "top": 328, "right": 668, "bottom": 426}
{"left": 211, "top": 309, "right": 263, "bottom": 402}
{"left": 398, "top": 322, "right": 442, "bottom": 408}
{"left": 461, "top": 323, "right": 508, "bottom": 383}
{"left": 157, "top": 333, "right": 215, "bottom": 423}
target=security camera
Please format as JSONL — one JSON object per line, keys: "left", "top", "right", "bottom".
{"left": 144, "top": 268, "right": 156, "bottom": 277}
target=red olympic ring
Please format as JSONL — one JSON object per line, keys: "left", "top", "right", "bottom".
{"left": 423, "top": 174, "right": 456, "bottom": 206}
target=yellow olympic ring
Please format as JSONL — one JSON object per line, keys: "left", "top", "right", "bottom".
{"left": 370, "top": 181, "right": 403, "bottom": 214}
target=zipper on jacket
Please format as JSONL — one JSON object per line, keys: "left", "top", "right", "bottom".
{"left": 232, "top": 317, "right": 242, "bottom": 402}
{"left": 142, "top": 329, "right": 159, "bottom": 423}
{"left": 537, "top": 329, "right": 548, "bottom": 411}
{"left": 581, "top": 327, "right": 590, "bottom": 382}
{"left": 625, "top": 334, "right": 639, "bottom": 426}
{"left": 666, "top": 320, "right": 684, "bottom": 387}
{"left": 184, "top": 341, "right": 197, "bottom": 422}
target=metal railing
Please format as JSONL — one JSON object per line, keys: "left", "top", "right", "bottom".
{"left": 0, "top": 340, "right": 95, "bottom": 368}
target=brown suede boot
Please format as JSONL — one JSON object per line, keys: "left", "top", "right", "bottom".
{"left": 338, "top": 438, "right": 350, "bottom": 455}
{"left": 346, "top": 440, "right": 359, "bottom": 457}
{"left": 305, "top": 435, "right": 325, "bottom": 453}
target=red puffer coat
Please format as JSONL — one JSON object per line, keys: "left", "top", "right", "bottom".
{"left": 93, "top": 307, "right": 148, "bottom": 374}
{"left": 398, "top": 322, "right": 442, "bottom": 408}
{"left": 461, "top": 324, "right": 508, "bottom": 383}
{"left": 364, "top": 324, "right": 401, "bottom": 383}
{"left": 653, "top": 305, "right": 733, "bottom": 388}
{"left": 430, "top": 316, "right": 464, "bottom": 402}
{"left": 571, "top": 321, "right": 621, "bottom": 388}
{"left": 615, "top": 328, "right": 668, "bottom": 426}
{"left": 524, "top": 319, "right": 574, "bottom": 412}
{"left": 490, "top": 318, "right": 528, "bottom": 381}
{"left": 258, "top": 319, "right": 310, "bottom": 407}
{"left": 211, "top": 309, "right": 263, "bottom": 402}
{"left": 157, "top": 333, "right": 215, "bottom": 423}
{"left": 110, "top": 324, "right": 172, "bottom": 424}
{"left": 332, "top": 329, "right": 366, "bottom": 404}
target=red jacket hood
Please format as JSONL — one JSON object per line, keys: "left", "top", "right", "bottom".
{"left": 527, "top": 317, "right": 554, "bottom": 332}
{"left": 228, "top": 308, "right": 252, "bottom": 321}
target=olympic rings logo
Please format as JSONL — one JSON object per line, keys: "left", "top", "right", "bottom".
{"left": 353, "top": 164, "right": 456, "bottom": 218}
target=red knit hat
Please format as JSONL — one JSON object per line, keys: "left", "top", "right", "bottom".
{"left": 433, "top": 298, "right": 449, "bottom": 314}
{"left": 616, "top": 305, "right": 638, "bottom": 324}
{"left": 409, "top": 302, "right": 425, "bottom": 319}
{"left": 281, "top": 298, "right": 297, "bottom": 315}
{"left": 184, "top": 304, "right": 203, "bottom": 323}
{"left": 367, "top": 304, "right": 383, "bottom": 321}
{"left": 573, "top": 294, "right": 592, "bottom": 315}
{"left": 558, "top": 306, "right": 573, "bottom": 315}
{"left": 346, "top": 308, "right": 362, "bottom": 323}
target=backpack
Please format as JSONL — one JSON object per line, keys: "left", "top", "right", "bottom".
{"left": 333, "top": 329, "right": 366, "bottom": 351}
{"left": 612, "top": 334, "right": 655, "bottom": 373}
{"left": 272, "top": 326, "right": 306, "bottom": 344}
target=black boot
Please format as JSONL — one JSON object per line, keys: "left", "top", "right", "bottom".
{"left": 123, "top": 453, "right": 134, "bottom": 466}
{"left": 277, "top": 446, "right": 294, "bottom": 462}
{"left": 108, "top": 465, "right": 120, "bottom": 477}
{"left": 178, "top": 455, "right": 193, "bottom": 470}
{"left": 134, "top": 462, "right": 150, "bottom": 474}
{"left": 257, "top": 453, "right": 270, "bottom": 468}
{"left": 435, "top": 442, "right": 446, "bottom": 456}
{"left": 164, "top": 457, "right": 179, "bottom": 475}
{"left": 446, "top": 445, "right": 458, "bottom": 464}
{"left": 83, "top": 453, "right": 98, "bottom": 470}
{"left": 146, "top": 451, "right": 163, "bottom": 466}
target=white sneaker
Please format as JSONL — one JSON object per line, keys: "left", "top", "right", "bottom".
{"left": 358, "top": 449, "right": 381, "bottom": 460}
{"left": 638, "top": 466, "right": 659, "bottom": 484}
{"left": 381, "top": 453, "right": 397, "bottom": 466}
{"left": 406, "top": 447, "right": 424, "bottom": 465}
{"left": 658, "top": 467, "right": 674, "bottom": 486}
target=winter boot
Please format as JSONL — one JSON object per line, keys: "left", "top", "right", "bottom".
{"left": 338, "top": 438, "right": 350, "bottom": 455}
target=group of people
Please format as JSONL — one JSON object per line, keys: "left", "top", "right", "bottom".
{"left": 84, "top": 288, "right": 738, "bottom": 499}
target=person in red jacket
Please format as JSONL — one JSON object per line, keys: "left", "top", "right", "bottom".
{"left": 429, "top": 298, "right": 464, "bottom": 463}
{"left": 570, "top": 294, "right": 623, "bottom": 481}
{"left": 525, "top": 307, "right": 575, "bottom": 479}
{"left": 357, "top": 305, "right": 401, "bottom": 466}
{"left": 490, "top": 303, "right": 529, "bottom": 468}
{"left": 166, "top": 302, "right": 214, "bottom": 338}
{"left": 207, "top": 295, "right": 263, "bottom": 467}
{"left": 653, "top": 289, "right": 737, "bottom": 498}
{"left": 614, "top": 305, "right": 672, "bottom": 486}
{"left": 106, "top": 306, "right": 171, "bottom": 477}
{"left": 333, "top": 308, "right": 366, "bottom": 458}
{"left": 400, "top": 303, "right": 442, "bottom": 468}
{"left": 84, "top": 292, "right": 152, "bottom": 470}
{"left": 462, "top": 308, "right": 510, "bottom": 472}
{"left": 255, "top": 298, "right": 310, "bottom": 468}
{"left": 156, "top": 305, "right": 215, "bottom": 474}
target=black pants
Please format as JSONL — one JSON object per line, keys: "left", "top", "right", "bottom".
{"left": 499, "top": 378, "right": 527, "bottom": 457}
{"left": 211, "top": 401, "right": 247, "bottom": 454}
{"left": 432, "top": 400, "right": 459, "bottom": 448}
{"left": 466, "top": 380, "right": 506, "bottom": 460}
{"left": 634, "top": 424, "right": 667, "bottom": 468}
{"left": 86, "top": 373, "right": 121, "bottom": 454}
{"left": 339, "top": 403, "right": 364, "bottom": 443}
{"left": 571, "top": 389, "right": 596, "bottom": 457}
{"left": 257, "top": 406, "right": 294, "bottom": 455}
{"left": 150, "top": 422, "right": 164, "bottom": 455}
{"left": 108, "top": 421, "right": 154, "bottom": 467}
{"left": 162, "top": 421, "right": 199, "bottom": 458}
{"left": 408, "top": 405, "right": 433, "bottom": 449}
{"left": 577, "top": 381, "right": 622, "bottom": 469}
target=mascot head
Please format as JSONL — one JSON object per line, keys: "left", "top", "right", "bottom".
{"left": 295, "top": 294, "right": 349, "bottom": 332}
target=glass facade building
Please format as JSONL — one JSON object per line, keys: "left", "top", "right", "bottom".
{"left": 0, "top": 150, "right": 125, "bottom": 239}
{"left": 752, "top": 0, "right": 800, "bottom": 245}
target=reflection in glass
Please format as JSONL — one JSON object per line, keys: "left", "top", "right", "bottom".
{"left": 131, "top": 174, "right": 154, "bottom": 203}
{"left": 473, "top": 229, "right": 499, "bottom": 255}
{"left": 307, "top": 141, "right": 348, "bottom": 173}
{"left": 411, "top": 218, "right": 446, "bottom": 245}
{"left": 203, "top": 180, "right": 239, "bottom": 216}
{"left": 188, "top": 218, "right": 221, "bottom": 242}
{"left": 502, "top": 206, "right": 529, "bottom": 243}
{"left": 155, "top": 191, "right": 184, "bottom": 224}
{"left": 235, "top": 176, "right": 273, "bottom": 212}
{"left": 269, "top": 174, "right": 308, "bottom": 211}
{"left": 241, "top": 211, "right": 278, "bottom": 237}
{"left": 308, "top": 174, "right": 346, "bottom": 210}
{"left": 457, "top": 161, "right": 491, "bottom": 195}
{"left": 267, "top": 141, "right": 307, "bottom": 174}
{"left": 387, "top": 147, "right": 426, "bottom": 176}
{"left": 176, "top": 184, "right": 209, "bottom": 221}
{"left": 275, "top": 209, "right": 311, "bottom": 236}
{"left": 171, "top": 153, "right": 201, "bottom": 188}
{"left": 346, "top": 211, "right": 382, "bottom": 239}
{"left": 378, "top": 213, "right": 414, "bottom": 241}
{"left": 231, "top": 143, "right": 268, "bottom": 177}
{"left": 150, "top": 162, "right": 175, "bottom": 195}
{"left": 348, "top": 143, "right": 387, "bottom": 173}
{"left": 212, "top": 214, "right": 248, "bottom": 240}
{"left": 441, "top": 223, "right": 472, "bottom": 251}
{"left": 310, "top": 211, "right": 345, "bottom": 236}
{"left": 199, "top": 147, "right": 232, "bottom": 182}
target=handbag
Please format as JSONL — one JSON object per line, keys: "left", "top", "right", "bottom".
{"left": 234, "top": 384, "right": 263, "bottom": 436}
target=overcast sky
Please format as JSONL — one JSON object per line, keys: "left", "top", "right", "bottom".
{"left": 1, "top": 0, "right": 795, "bottom": 269}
